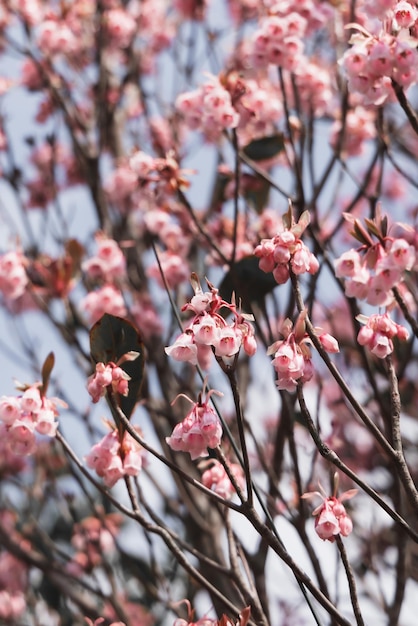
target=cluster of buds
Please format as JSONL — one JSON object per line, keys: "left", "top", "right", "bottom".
{"left": 85, "top": 427, "right": 144, "bottom": 488}
{"left": 254, "top": 209, "right": 319, "bottom": 285}
{"left": 357, "top": 313, "right": 409, "bottom": 358}
{"left": 200, "top": 459, "right": 245, "bottom": 500}
{"left": 87, "top": 351, "right": 140, "bottom": 404}
{"left": 302, "top": 477, "right": 357, "bottom": 542}
{"left": 334, "top": 211, "right": 416, "bottom": 307}
{"left": 167, "top": 385, "right": 223, "bottom": 460}
{"left": 268, "top": 312, "right": 339, "bottom": 392}
{"left": 165, "top": 275, "right": 256, "bottom": 371}
{"left": 0, "top": 383, "right": 65, "bottom": 455}
{"left": 82, "top": 233, "right": 126, "bottom": 283}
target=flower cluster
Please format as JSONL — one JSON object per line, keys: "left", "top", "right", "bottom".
{"left": 86, "top": 428, "right": 144, "bottom": 488}
{"left": 200, "top": 459, "right": 244, "bottom": 499}
{"left": 268, "top": 312, "right": 339, "bottom": 392}
{"left": 165, "top": 276, "right": 256, "bottom": 371}
{"left": 82, "top": 234, "right": 126, "bottom": 283}
{"left": 302, "top": 482, "right": 357, "bottom": 542}
{"left": 254, "top": 210, "right": 319, "bottom": 285}
{"left": 67, "top": 513, "right": 122, "bottom": 575}
{"left": 357, "top": 313, "right": 409, "bottom": 358}
{"left": 166, "top": 386, "right": 223, "bottom": 460}
{"left": 341, "top": 23, "right": 418, "bottom": 106}
{"left": 250, "top": 13, "right": 306, "bottom": 71}
{"left": 87, "top": 353, "right": 140, "bottom": 404}
{"left": 176, "top": 77, "right": 240, "bottom": 142}
{"left": 0, "top": 384, "right": 65, "bottom": 456}
{"left": 334, "top": 223, "right": 416, "bottom": 308}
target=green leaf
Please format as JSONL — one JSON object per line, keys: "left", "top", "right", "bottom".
{"left": 90, "top": 314, "right": 145, "bottom": 422}
{"left": 41, "top": 352, "right": 55, "bottom": 397}
{"left": 242, "top": 133, "right": 285, "bottom": 162}
{"left": 218, "top": 256, "right": 277, "bottom": 313}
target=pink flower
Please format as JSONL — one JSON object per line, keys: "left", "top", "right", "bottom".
{"left": 394, "top": 1, "right": 418, "bottom": 28}
{"left": 104, "top": 8, "right": 137, "bottom": 49}
{"left": 81, "top": 285, "right": 127, "bottom": 325}
{"left": 302, "top": 481, "right": 357, "bottom": 542}
{"left": 214, "top": 326, "right": 242, "bottom": 357}
{"left": 356, "top": 313, "right": 409, "bottom": 359}
{"left": 86, "top": 429, "right": 144, "bottom": 487}
{"left": 166, "top": 386, "right": 223, "bottom": 460}
{"left": 254, "top": 210, "right": 318, "bottom": 286}
{"left": 0, "top": 251, "right": 29, "bottom": 301}
{"left": 201, "top": 460, "right": 244, "bottom": 499}
{"left": 165, "top": 332, "right": 198, "bottom": 365}
{"left": 0, "top": 397, "right": 21, "bottom": 425}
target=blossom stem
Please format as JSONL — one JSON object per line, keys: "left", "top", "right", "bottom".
{"left": 217, "top": 358, "right": 253, "bottom": 507}
{"left": 335, "top": 535, "right": 365, "bottom": 626}
{"left": 291, "top": 272, "right": 418, "bottom": 517}
{"left": 391, "top": 79, "right": 418, "bottom": 137}
{"left": 296, "top": 386, "right": 418, "bottom": 543}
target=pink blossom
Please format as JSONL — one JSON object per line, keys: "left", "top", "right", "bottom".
{"left": 82, "top": 236, "right": 126, "bottom": 282}
{"left": 104, "top": 8, "right": 137, "bottom": 49}
{"left": 214, "top": 326, "right": 242, "bottom": 357}
{"left": 356, "top": 313, "right": 409, "bottom": 358}
{"left": 166, "top": 387, "right": 223, "bottom": 460}
{"left": 0, "top": 251, "right": 29, "bottom": 301}
{"left": 146, "top": 251, "right": 190, "bottom": 290}
{"left": 201, "top": 460, "right": 244, "bottom": 499}
{"left": 165, "top": 332, "right": 198, "bottom": 365}
{"left": 254, "top": 210, "right": 318, "bottom": 286}
{"left": 0, "top": 397, "right": 21, "bottom": 425}
{"left": 394, "top": 1, "right": 418, "bottom": 28}
{"left": 302, "top": 482, "right": 357, "bottom": 542}
{"left": 86, "top": 429, "right": 144, "bottom": 488}
{"left": 81, "top": 285, "right": 127, "bottom": 325}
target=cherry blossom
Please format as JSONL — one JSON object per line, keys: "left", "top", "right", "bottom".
{"left": 200, "top": 459, "right": 244, "bottom": 499}
{"left": 268, "top": 312, "right": 339, "bottom": 392}
{"left": 166, "top": 385, "right": 223, "bottom": 460}
{"left": 0, "top": 383, "right": 66, "bottom": 456}
{"left": 86, "top": 427, "right": 144, "bottom": 488}
{"left": 165, "top": 276, "right": 256, "bottom": 370}
{"left": 302, "top": 480, "right": 357, "bottom": 542}
{"left": 254, "top": 209, "right": 318, "bottom": 286}
{"left": 356, "top": 313, "right": 409, "bottom": 358}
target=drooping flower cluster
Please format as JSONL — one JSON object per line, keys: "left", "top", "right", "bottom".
{"left": 334, "top": 215, "right": 416, "bottom": 307}
{"left": 87, "top": 351, "right": 140, "bottom": 404}
{"left": 250, "top": 12, "right": 307, "bottom": 71}
{"left": 254, "top": 209, "right": 319, "bottom": 285}
{"left": 67, "top": 513, "right": 122, "bottom": 575}
{"left": 341, "top": 20, "right": 418, "bottom": 106}
{"left": 200, "top": 459, "right": 245, "bottom": 499}
{"left": 165, "top": 276, "right": 257, "bottom": 371}
{"left": 0, "top": 383, "right": 65, "bottom": 455}
{"left": 166, "top": 386, "right": 223, "bottom": 460}
{"left": 357, "top": 312, "right": 409, "bottom": 358}
{"left": 302, "top": 480, "right": 357, "bottom": 542}
{"left": 82, "top": 234, "right": 127, "bottom": 283}
{"left": 176, "top": 76, "right": 240, "bottom": 142}
{"left": 268, "top": 312, "right": 339, "bottom": 392}
{"left": 86, "top": 428, "right": 144, "bottom": 488}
